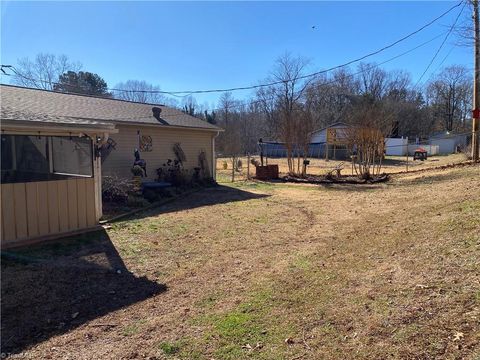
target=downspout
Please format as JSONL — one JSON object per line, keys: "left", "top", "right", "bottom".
{"left": 212, "top": 131, "right": 220, "bottom": 181}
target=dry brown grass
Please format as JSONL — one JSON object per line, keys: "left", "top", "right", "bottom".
{"left": 2, "top": 164, "right": 479, "bottom": 359}
{"left": 216, "top": 153, "right": 468, "bottom": 182}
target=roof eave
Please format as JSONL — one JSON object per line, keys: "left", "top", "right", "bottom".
{"left": 1, "top": 118, "right": 118, "bottom": 134}
{"left": 108, "top": 119, "right": 224, "bottom": 132}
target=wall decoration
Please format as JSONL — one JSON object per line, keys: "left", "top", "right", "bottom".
{"left": 99, "top": 138, "right": 117, "bottom": 163}
{"left": 139, "top": 135, "right": 153, "bottom": 152}
{"left": 173, "top": 142, "right": 186, "bottom": 163}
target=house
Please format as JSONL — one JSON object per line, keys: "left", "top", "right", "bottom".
{"left": 1, "top": 84, "right": 222, "bottom": 248}
{"left": 261, "top": 122, "right": 351, "bottom": 160}
{"left": 309, "top": 122, "right": 350, "bottom": 160}
{"left": 1, "top": 104, "right": 117, "bottom": 248}
{"left": 310, "top": 121, "right": 349, "bottom": 144}
{"left": 1, "top": 85, "right": 222, "bottom": 181}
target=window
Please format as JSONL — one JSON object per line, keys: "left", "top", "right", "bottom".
{"left": 1, "top": 135, "right": 93, "bottom": 184}
{"left": 51, "top": 137, "right": 93, "bottom": 176}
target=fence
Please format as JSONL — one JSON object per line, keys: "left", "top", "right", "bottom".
{"left": 215, "top": 131, "right": 477, "bottom": 182}
{"left": 261, "top": 142, "right": 350, "bottom": 160}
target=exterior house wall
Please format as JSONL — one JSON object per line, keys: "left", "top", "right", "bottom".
{"left": 430, "top": 138, "right": 456, "bottom": 154}
{"left": 429, "top": 134, "right": 467, "bottom": 154}
{"left": 102, "top": 125, "right": 215, "bottom": 180}
{"left": 385, "top": 137, "right": 408, "bottom": 156}
{"left": 1, "top": 178, "right": 97, "bottom": 248}
{"left": 310, "top": 129, "right": 327, "bottom": 143}
{"left": 310, "top": 124, "right": 349, "bottom": 144}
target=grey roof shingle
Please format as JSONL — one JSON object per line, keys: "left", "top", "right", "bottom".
{"left": 0, "top": 84, "right": 221, "bottom": 131}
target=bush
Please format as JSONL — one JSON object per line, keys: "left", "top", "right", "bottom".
{"left": 102, "top": 176, "right": 135, "bottom": 204}
{"left": 156, "top": 159, "right": 192, "bottom": 187}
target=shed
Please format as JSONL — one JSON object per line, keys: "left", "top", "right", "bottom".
{"left": 1, "top": 106, "right": 117, "bottom": 248}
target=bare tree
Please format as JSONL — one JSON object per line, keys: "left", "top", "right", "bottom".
{"left": 255, "top": 85, "right": 280, "bottom": 139}
{"left": 345, "top": 99, "right": 392, "bottom": 179}
{"left": 182, "top": 95, "right": 198, "bottom": 116}
{"left": 453, "top": 0, "right": 474, "bottom": 46}
{"left": 357, "top": 62, "right": 388, "bottom": 101}
{"left": 296, "top": 92, "right": 318, "bottom": 176}
{"left": 426, "top": 65, "right": 472, "bottom": 131}
{"left": 114, "top": 80, "right": 165, "bottom": 103}
{"left": 12, "top": 53, "right": 81, "bottom": 90}
{"left": 216, "top": 92, "right": 243, "bottom": 180}
{"left": 266, "top": 53, "right": 312, "bottom": 175}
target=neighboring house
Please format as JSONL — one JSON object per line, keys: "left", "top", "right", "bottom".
{"left": 1, "top": 105, "right": 117, "bottom": 248}
{"left": 0, "top": 84, "right": 222, "bottom": 248}
{"left": 310, "top": 122, "right": 349, "bottom": 144}
{"left": 262, "top": 122, "right": 351, "bottom": 160}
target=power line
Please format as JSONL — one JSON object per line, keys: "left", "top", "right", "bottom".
{"left": 0, "top": 29, "right": 455, "bottom": 123}
{"left": 1, "top": 1, "right": 463, "bottom": 97}
{"left": 107, "top": 30, "right": 455, "bottom": 120}
{"left": 126, "top": 0, "right": 463, "bottom": 95}
{"left": 413, "top": 1, "right": 467, "bottom": 89}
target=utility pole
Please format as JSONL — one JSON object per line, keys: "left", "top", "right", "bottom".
{"left": 473, "top": 0, "right": 480, "bottom": 161}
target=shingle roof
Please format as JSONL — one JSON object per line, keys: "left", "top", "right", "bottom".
{"left": 1, "top": 106, "right": 115, "bottom": 129}
{"left": 0, "top": 84, "right": 221, "bottom": 131}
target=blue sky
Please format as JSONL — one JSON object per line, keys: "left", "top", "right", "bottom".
{"left": 1, "top": 1, "right": 472, "bottom": 107}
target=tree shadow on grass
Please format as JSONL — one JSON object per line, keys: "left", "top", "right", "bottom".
{"left": 1, "top": 230, "right": 166, "bottom": 355}
{"left": 112, "top": 184, "right": 271, "bottom": 223}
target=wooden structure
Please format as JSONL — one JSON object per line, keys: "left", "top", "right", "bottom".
{"left": 0, "top": 116, "right": 116, "bottom": 249}
{"left": 325, "top": 126, "right": 349, "bottom": 160}
{"left": 255, "top": 165, "right": 279, "bottom": 180}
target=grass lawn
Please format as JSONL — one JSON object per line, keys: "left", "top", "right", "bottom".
{"left": 216, "top": 153, "right": 468, "bottom": 182}
{"left": 2, "top": 164, "right": 479, "bottom": 359}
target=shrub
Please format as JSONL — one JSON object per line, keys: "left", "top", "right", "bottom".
{"left": 131, "top": 165, "right": 145, "bottom": 177}
{"left": 223, "top": 161, "right": 228, "bottom": 170}
{"left": 156, "top": 159, "right": 191, "bottom": 187}
{"left": 102, "top": 176, "right": 135, "bottom": 204}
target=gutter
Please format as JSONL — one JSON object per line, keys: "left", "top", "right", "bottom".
{"left": 109, "top": 120, "right": 224, "bottom": 133}
{"left": 1, "top": 119, "right": 118, "bottom": 135}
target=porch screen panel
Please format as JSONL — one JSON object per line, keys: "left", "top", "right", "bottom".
{"left": 51, "top": 137, "right": 93, "bottom": 177}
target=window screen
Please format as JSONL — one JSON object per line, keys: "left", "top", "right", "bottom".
{"left": 1, "top": 135, "right": 13, "bottom": 171}
{"left": 51, "top": 137, "right": 93, "bottom": 176}
{"left": 15, "top": 136, "right": 49, "bottom": 174}
{"left": 1, "top": 135, "right": 93, "bottom": 183}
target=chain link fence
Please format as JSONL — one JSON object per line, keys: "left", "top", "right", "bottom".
{"left": 216, "top": 132, "right": 477, "bottom": 183}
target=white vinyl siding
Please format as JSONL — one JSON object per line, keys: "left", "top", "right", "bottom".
{"left": 102, "top": 125, "right": 214, "bottom": 180}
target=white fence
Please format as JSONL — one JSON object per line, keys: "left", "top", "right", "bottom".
{"left": 407, "top": 144, "right": 439, "bottom": 156}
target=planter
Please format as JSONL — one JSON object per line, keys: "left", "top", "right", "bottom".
{"left": 255, "top": 165, "right": 279, "bottom": 180}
